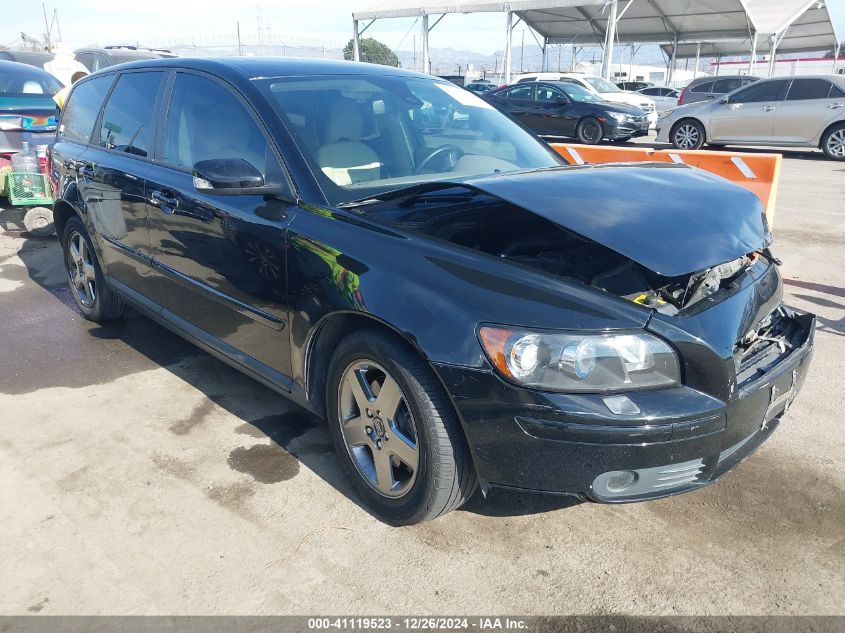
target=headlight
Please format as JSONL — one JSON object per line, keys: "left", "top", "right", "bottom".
{"left": 608, "top": 112, "right": 629, "bottom": 122}
{"left": 478, "top": 326, "right": 680, "bottom": 393}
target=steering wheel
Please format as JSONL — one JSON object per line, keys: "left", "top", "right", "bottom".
{"left": 415, "top": 144, "right": 464, "bottom": 174}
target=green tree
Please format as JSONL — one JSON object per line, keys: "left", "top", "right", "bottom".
{"left": 343, "top": 37, "right": 400, "bottom": 67}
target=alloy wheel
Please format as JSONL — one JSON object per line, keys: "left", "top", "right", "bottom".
{"left": 674, "top": 123, "right": 701, "bottom": 149}
{"left": 337, "top": 360, "right": 419, "bottom": 498}
{"left": 826, "top": 129, "right": 845, "bottom": 158}
{"left": 581, "top": 120, "right": 602, "bottom": 144}
{"left": 67, "top": 231, "right": 96, "bottom": 308}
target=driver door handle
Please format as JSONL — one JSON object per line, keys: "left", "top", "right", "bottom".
{"left": 761, "top": 105, "right": 776, "bottom": 112}
{"left": 828, "top": 103, "right": 844, "bottom": 109}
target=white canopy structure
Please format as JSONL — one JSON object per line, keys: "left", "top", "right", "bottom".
{"left": 352, "top": 0, "right": 840, "bottom": 82}
{"left": 661, "top": 1, "right": 839, "bottom": 75}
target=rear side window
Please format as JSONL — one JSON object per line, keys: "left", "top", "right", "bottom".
{"left": 732, "top": 80, "right": 788, "bottom": 103}
{"left": 690, "top": 80, "right": 713, "bottom": 93}
{"left": 786, "top": 78, "right": 833, "bottom": 100}
{"left": 506, "top": 85, "right": 534, "bottom": 100}
{"left": 712, "top": 78, "right": 744, "bottom": 94}
{"left": 98, "top": 72, "right": 162, "bottom": 157}
{"left": 59, "top": 75, "right": 114, "bottom": 143}
{"left": 163, "top": 73, "right": 272, "bottom": 177}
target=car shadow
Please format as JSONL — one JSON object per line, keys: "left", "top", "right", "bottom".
{"left": 8, "top": 230, "right": 560, "bottom": 521}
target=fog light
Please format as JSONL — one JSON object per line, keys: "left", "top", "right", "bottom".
{"left": 605, "top": 470, "right": 638, "bottom": 492}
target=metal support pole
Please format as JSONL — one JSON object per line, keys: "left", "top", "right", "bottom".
{"left": 667, "top": 34, "right": 678, "bottom": 85}
{"left": 542, "top": 37, "right": 548, "bottom": 72}
{"left": 421, "top": 14, "right": 429, "bottom": 74}
{"left": 693, "top": 42, "right": 701, "bottom": 79}
{"left": 600, "top": 0, "right": 618, "bottom": 80}
{"left": 749, "top": 31, "right": 757, "bottom": 74}
{"left": 715, "top": 54, "right": 721, "bottom": 76}
{"left": 352, "top": 18, "right": 360, "bottom": 61}
{"left": 768, "top": 33, "right": 777, "bottom": 77}
{"left": 504, "top": 10, "right": 513, "bottom": 84}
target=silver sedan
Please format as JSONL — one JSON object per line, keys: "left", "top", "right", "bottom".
{"left": 655, "top": 75, "right": 845, "bottom": 160}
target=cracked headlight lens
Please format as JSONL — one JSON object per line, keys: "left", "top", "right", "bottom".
{"left": 479, "top": 326, "right": 680, "bottom": 393}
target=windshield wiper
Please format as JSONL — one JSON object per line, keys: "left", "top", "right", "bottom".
{"left": 337, "top": 182, "right": 464, "bottom": 210}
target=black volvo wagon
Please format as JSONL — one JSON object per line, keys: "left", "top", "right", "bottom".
{"left": 50, "top": 58, "right": 814, "bottom": 524}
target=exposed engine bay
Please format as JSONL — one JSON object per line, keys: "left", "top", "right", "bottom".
{"left": 365, "top": 187, "right": 765, "bottom": 314}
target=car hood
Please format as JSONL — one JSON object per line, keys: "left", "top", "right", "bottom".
{"left": 593, "top": 101, "right": 646, "bottom": 116}
{"left": 601, "top": 92, "right": 653, "bottom": 108}
{"left": 464, "top": 163, "right": 770, "bottom": 277}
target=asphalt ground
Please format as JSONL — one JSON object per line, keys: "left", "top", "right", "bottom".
{"left": 0, "top": 136, "right": 843, "bottom": 615}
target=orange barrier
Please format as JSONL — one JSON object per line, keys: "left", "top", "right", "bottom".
{"left": 550, "top": 143, "right": 782, "bottom": 227}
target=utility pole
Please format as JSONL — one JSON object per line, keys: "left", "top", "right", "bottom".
{"left": 237, "top": 21, "right": 242, "bottom": 56}
{"left": 42, "top": 3, "right": 52, "bottom": 51}
{"left": 558, "top": 44, "right": 561, "bottom": 71}
{"left": 520, "top": 28, "right": 524, "bottom": 73}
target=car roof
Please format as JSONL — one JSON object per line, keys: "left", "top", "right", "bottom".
{"left": 0, "top": 58, "right": 58, "bottom": 79}
{"left": 91, "top": 57, "right": 433, "bottom": 82}
{"left": 0, "top": 50, "right": 54, "bottom": 68}
{"left": 688, "top": 74, "right": 759, "bottom": 84}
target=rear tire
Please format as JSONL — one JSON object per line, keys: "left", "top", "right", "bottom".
{"left": 326, "top": 329, "right": 477, "bottom": 525}
{"left": 821, "top": 123, "right": 845, "bottom": 161}
{"left": 62, "top": 216, "right": 124, "bottom": 322}
{"left": 670, "top": 119, "right": 706, "bottom": 150}
{"left": 576, "top": 116, "right": 604, "bottom": 145}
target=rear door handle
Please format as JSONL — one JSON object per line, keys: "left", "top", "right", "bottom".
{"left": 761, "top": 106, "right": 776, "bottom": 112}
{"left": 150, "top": 190, "right": 179, "bottom": 212}
{"left": 828, "top": 102, "right": 844, "bottom": 109}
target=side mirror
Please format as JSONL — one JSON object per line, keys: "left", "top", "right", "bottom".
{"left": 719, "top": 96, "right": 730, "bottom": 104}
{"left": 193, "top": 158, "right": 270, "bottom": 195}
{"left": 556, "top": 96, "right": 570, "bottom": 105}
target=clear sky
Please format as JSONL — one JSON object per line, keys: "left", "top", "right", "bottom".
{"left": 2, "top": 0, "right": 844, "bottom": 56}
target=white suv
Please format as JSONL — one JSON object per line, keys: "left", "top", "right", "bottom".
{"left": 514, "top": 72, "right": 657, "bottom": 125}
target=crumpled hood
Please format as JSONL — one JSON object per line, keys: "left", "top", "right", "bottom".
{"left": 467, "top": 163, "right": 771, "bottom": 277}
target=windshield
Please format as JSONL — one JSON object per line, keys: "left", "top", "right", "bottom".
{"left": 0, "top": 66, "right": 63, "bottom": 96}
{"left": 259, "top": 74, "right": 562, "bottom": 205}
{"left": 560, "top": 84, "right": 603, "bottom": 103}
{"left": 584, "top": 76, "right": 621, "bottom": 93}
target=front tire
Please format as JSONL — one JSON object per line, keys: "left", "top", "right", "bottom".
{"left": 326, "top": 329, "right": 477, "bottom": 525}
{"left": 62, "top": 216, "right": 124, "bottom": 322}
{"left": 576, "top": 116, "right": 604, "bottom": 144}
{"left": 821, "top": 123, "right": 845, "bottom": 161}
{"left": 671, "top": 119, "right": 706, "bottom": 150}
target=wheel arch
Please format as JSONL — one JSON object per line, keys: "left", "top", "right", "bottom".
{"left": 670, "top": 116, "right": 707, "bottom": 142}
{"left": 818, "top": 119, "right": 845, "bottom": 149}
{"left": 52, "top": 199, "right": 80, "bottom": 244}
{"left": 304, "top": 310, "right": 435, "bottom": 419}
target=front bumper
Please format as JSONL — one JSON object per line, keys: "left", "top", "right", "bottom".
{"left": 434, "top": 313, "right": 815, "bottom": 502}
{"left": 607, "top": 118, "right": 650, "bottom": 139}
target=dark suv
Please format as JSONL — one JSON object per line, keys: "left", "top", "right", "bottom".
{"left": 50, "top": 58, "right": 814, "bottom": 525}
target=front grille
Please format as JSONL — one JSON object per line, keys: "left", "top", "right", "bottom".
{"left": 640, "top": 102, "right": 655, "bottom": 112}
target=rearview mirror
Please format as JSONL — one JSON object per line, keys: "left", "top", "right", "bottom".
{"left": 193, "top": 158, "right": 268, "bottom": 194}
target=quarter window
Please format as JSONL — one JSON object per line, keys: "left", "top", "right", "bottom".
{"left": 786, "top": 78, "right": 833, "bottom": 100}
{"left": 59, "top": 75, "right": 114, "bottom": 143}
{"left": 163, "top": 73, "right": 274, "bottom": 179}
{"left": 98, "top": 72, "right": 162, "bottom": 157}
{"left": 731, "top": 80, "right": 788, "bottom": 103}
